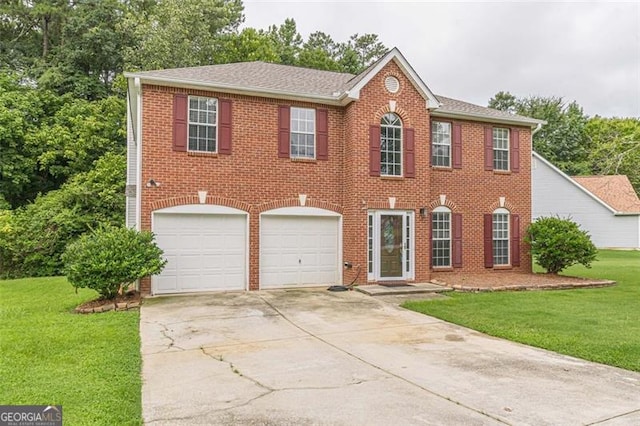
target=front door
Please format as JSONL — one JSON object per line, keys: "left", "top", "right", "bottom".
{"left": 368, "top": 211, "right": 414, "bottom": 281}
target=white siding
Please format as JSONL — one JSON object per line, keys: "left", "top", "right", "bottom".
{"left": 126, "top": 94, "right": 137, "bottom": 229}
{"left": 532, "top": 155, "right": 640, "bottom": 249}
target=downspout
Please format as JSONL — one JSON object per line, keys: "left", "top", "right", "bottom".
{"left": 532, "top": 122, "right": 543, "bottom": 136}
{"left": 134, "top": 77, "right": 142, "bottom": 233}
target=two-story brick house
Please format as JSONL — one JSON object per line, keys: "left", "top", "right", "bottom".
{"left": 124, "top": 48, "right": 542, "bottom": 295}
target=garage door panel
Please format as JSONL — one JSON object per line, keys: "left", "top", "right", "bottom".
{"left": 153, "top": 213, "right": 246, "bottom": 294}
{"left": 261, "top": 215, "right": 339, "bottom": 288}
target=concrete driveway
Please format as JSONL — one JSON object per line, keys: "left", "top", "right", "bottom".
{"left": 140, "top": 290, "right": 640, "bottom": 425}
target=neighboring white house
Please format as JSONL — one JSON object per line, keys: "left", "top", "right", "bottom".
{"left": 532, "top": 151, "right": 640, "bottom": 249}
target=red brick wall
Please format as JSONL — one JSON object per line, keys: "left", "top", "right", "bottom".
{"left": 137, "top": 60, "right": 532, "bottom": 293}
{"left": 342, "top": 60, "right": 431, "bottom": 285}
{"left": 429, "top": 121, "right": 533, "bottom": 277}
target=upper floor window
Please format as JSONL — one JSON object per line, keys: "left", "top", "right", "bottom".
{"left": 492, "top": 208, "right": 510, "bottom": 265}
{"left": 493, "top": 127, "right": 509, "bottom": 171}
{"left": 380, "top": 113, "right": 402, "bottom": 176}
{"left": 432, "top": 121, "right": 451, "bottom": 167}
{"left": 188, "top": 96, "right": 218, "bottom": 153}
{"left": 432, "top": 206, "right": 451, "bottom": 267}
{"left": 290, "top": 107, "right": 315, "bottom": 159}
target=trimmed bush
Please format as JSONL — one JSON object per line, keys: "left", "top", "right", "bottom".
{"left": 62, "top": 226, "right": 166, "bottom": 299}
{"left": 525, "top": 216, "right": 597, "bottom": 274}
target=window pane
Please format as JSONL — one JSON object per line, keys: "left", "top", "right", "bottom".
{"left": 290, "top": 107, "right": 316, "bottom": 159}
{"left": 431, "top": 211, "right": 451, "bottom": 267}
{"left": 187, "top": 96, "right": 217, "bottom": 153}
{"left": 492, "top": 213, "right": 509, "bottom": 265}
{"left": 432, "top": 121, "right": 451, "bottom": 167}
{"left": 381, "top": 113, "right": 402, "bottom": 176}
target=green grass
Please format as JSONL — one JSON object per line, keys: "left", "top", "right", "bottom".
{"left": 403, "top": 250, "right": 640, "bottom": 371}
{"left": 0, "top": 277, "right": 141, "bottom": 425}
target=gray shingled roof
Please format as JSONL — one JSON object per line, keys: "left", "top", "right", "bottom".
{"left": 434, "top": 95, "right": 543, "bottom": 125}
{"left": 128, "top": 61, "right": 357, "bottom": 98}
{"left": 126, "top": 61, "right": 542, "bottom": 125}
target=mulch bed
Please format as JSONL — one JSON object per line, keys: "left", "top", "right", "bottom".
{"left": 430, "top": 271, "right": 615, "bottom": 292}
{"left": 75, "top": 291, "right": 142, "bottom": 314}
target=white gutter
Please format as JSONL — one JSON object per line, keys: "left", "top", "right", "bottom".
{"left": 134, "top": 77, "right": 142, "bottom": 232}
{"left": 431, "top": 110, "right": 544, "bottom": 128}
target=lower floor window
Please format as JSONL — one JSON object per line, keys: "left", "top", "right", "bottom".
{"left": 493, "top": 212, "right": 509, "bottom": 265}
{"left": 432, "top": 210, "right": 451, "bottom": 267}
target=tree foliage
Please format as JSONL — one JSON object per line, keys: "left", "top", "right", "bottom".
{"left": 489, "top": 92, "right": 591, "bottom": 175}
{"left": 0, "top": 71, "right": 126, "bottom": 208}
{"left": 0, "top": 153, "right": 125, "bottom": 278}
{"left": 123, "top": 0, "right": 245, "bottom": 70}
{"left": 585, "top": 117, "right": 640, "bottom": 193}
{"left": 525, "top": 216, "right": 597, "bottom": 274}
{"left": 63, "top": 226, "right": 166, "bottom": 299}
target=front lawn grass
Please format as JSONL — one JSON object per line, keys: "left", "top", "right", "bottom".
{"left": 403, "top": 250, "right": 640, "bottom": 372}
{"left": 0, "top": 277, "right": 141, "bottom": 425}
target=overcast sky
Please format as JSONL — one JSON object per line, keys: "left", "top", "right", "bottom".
{"left": 243, "top": 1, "right": 640, "bottom": 118}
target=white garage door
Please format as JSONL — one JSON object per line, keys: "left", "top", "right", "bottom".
{"left": 153, "top": 212, "right": 246, "bottom": 294}
{"left": 261, "top": 214, "right": 340, "bottom": 288}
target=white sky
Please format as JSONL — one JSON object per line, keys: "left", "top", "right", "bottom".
{"left": 243, "top": 1, "right": 640, "bottom": 118}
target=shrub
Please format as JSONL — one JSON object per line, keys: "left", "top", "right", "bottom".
{"left": 525, "top": 216, "right": 597, "bottom": 274}
{"left": 62, "top": 226, "right": 167, "bottom": 299}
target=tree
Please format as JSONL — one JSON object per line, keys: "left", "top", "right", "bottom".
{"left": 585, "top": 117, "right": 640, "bottom": 193}
{"left": 488, "top": 91, "right": 517, "bottom": 114}
{"left": 37, "top": 0, "right": 135, "bottom": 99}
{"left": 339, "top": 33, "right": 386, "bottom": 74}
{"left": 0, "top": 71, "right": 126, "bottom": 207}
{"left": 268, "top": 18, "right": 302, "bottom": 66}
{"left": 525, "top": 216, "right": 597, "bottom": 274}
{"left": 298, "top": 31, "right": 340, "bottom": 71}
{"left": 488, "top": 92, "right": 591, "bottom": 175}
{"left": 0, "top": 152, "right": 125, "bottom": 278}
{"left": 123, "top": 0, "right": 244, "bottom": 70}
{"left": 216, "top": 28, "right": 279, "bottom": 64}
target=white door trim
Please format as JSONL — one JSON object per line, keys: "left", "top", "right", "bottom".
{"left": 368, "top": 210, "right": 415, "bottom": 281}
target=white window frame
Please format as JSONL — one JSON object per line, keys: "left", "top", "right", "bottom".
{"left": 290, "top": 107, "right": 316, "bottom": 159}
{"left": 432, "top": 121, "right": 451, "bottom": 168}
{"left": 431, "top": 206, "right": 451, "bottom": 268}
{"left": 188, "top": 96, "right": 218, "bottom": 153}
{"left": 492, "top": 207, "right": 510, "bottom": 266}
{"left": 367, "top": 210, "right": 414, "bottom": 281}
{"left": 380, "top": 113, "right": 403, "bottom": 176}
{"left": 493, "top": 127, "right": 510, "bottom": 171}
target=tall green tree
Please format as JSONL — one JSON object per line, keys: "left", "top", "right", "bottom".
{"left": 0, "top": 0, "right": 70, "bottom": 70}
{"left": 489, "top": 92, "right": 591, "bottom": 175}
{"left": 216, "top": 27, "right": 279, "bottom": 64}
{"left": 268, "top": 18, "right": 302, "bottom": 66}
{"left": 38, "top": 0, "right": 135, "bottom": 99}
{"left": 123, "top": 0, "right": 244, "bottom": 70}
{"left": 298, "top": 31, "right": 340, "bottom": 71}
{"left": 585, "top": 117, "right": 640, "bottom": 193}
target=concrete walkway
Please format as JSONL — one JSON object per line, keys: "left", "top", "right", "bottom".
{"left": 140, "top": 289, "right": 640, "bottom": 425}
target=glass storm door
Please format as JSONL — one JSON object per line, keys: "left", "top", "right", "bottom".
{"left": 368, "top": 211, "right": 413, "bottom": 281}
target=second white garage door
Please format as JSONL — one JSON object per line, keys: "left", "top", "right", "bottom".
{"left": 152, "top": 210, "right": 247, "bottom": 294}
{"left": 260, "top": 214, "right": 340, "bottom": 288}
